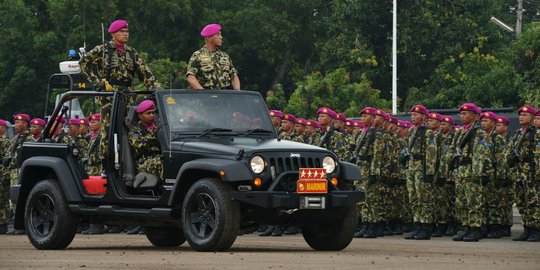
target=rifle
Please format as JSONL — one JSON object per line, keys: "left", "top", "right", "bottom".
{"left": 451, "top": 122, "right": 478, "bottom": 169}
{"left": 82, "top": 133, "right": 101, "bottom": 169}
{"left": 318, "top": 125, "right": 336, "bottom": 148}
{"left": 349, "top": 121, "right": 374, "bottom": 163}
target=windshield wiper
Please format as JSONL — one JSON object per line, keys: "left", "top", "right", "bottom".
{"left": 197, "top": 128, "right": 234, "bottom": 138}
{"left": 241, "top": 128, "right": 275, "bottom": 137}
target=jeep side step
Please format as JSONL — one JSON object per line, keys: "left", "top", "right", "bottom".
{"left": 69, "top": 204, "right": 181, "bottom": 220}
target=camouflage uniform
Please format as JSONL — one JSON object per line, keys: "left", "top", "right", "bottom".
{"left": 305, "top": 131, "right": 321, "bottom": 146}
{"left": 6, "top": 131, "right": 31, "bottom": 187}
{"left": 313, "top": 127, "right": 347, "bottom": 160}
{"left": 85, "top": 134, "right": 102, "bottom": 176}
{"left": 0, "top": 135, "right": 11, "bottom": 226}
{"left": 278, "top": 130, "right": 304, "bottom": 143}
{"left": 391, "top": 134, "right": 412, "bottom": 227}
{"left": 71, "top": 134, "right": 88, "bottom": 160}
{"left": 80, "top": 40, "right": 158, "bottom": 161}
{"left": 353, "top": 126, "right": 392, "bottom": 237}
{"left": 508, "top": 127, "right": 540, "bottom": 232}
{"left": 129, "top": 122, "right": 162, "bottom": 179}
{"left": 405, "top": 125, "right": 437, "bottom": 227}
{"left": 186, "top": 46, "right": 238, "bottom": 89}
{"left": 451, "top": 122, "right": 493, "bottom": 237}
{"left": 432, "top": 130, "right": 453, "bottom": 231}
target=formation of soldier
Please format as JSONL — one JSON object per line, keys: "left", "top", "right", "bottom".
{"left": 267, "top": 103, "right": 540, "bottom": 242}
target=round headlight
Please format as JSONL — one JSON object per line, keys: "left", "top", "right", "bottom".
{"left": 322, "top": 156, "right": 336, "bottom": 174}
{"left": 250, "top": 155, "right": 265, "bottom": 174}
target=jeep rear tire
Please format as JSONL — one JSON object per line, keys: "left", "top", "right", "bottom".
{"left": 301, "top": 206, "right": 358, "bottom": 251}
{"left": 182, "top": 178, "right": 240, "bottom": 252}
{"left": 145, "top": 226, "right": 186, "bottom": 247}
{"left": 25, "top": 179, "right": 77, "bottom": 250}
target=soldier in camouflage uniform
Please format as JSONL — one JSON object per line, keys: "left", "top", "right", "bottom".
{"left": 0, "top": 120, "right": 11, "bottom": 234}
{"left": 479, "top": 112, "right": 511, "bottom": 239}
{"left": 426, "top": 112, "right": 450, "bottom": 237}
{"left": 439, "top": 116, "right": 458, "bottom": 236}
{"left": 129, "top": 100, "right": 163, "bottom": 180}
{"left": 400, "top": 105, "right": 438, "bottom": 240}
{"left": 277, "top": 114, "right": 304, "bottom": 143}
{"left": 4, "top": 114, "right": 31, "bottom": 234}
{"left": 304, "top": 120, "right": 321, "bottom": 145}
{"left": 79, "top": 118, "right": 91, "bottom": 143}
{"left": 28, "top": 118, "right": 45, "bottom": 142}
{"left": 507, "top": 106, "right": 540, "bottom": 241}
{"left": 534, "top": 110, "right": 540, "bottom": 129}
{"left": 269, "top": 110, "right": 283, "bottom": 132}
{"left": 395, "top": 120, "right": 413, "bottom": 233}
{"left": 294, "top": 118, "right": 308, "bottom": 142}
{"left": 449, "top": 103, "right": 493, "bottom": 242}
{"left": 67, "top": 119, "right": 88, "bottom": 159}
{"left": 187, "top": 24, "right": 240, "bottom": 90}
{"left": 353, "top": 107, "right": 392, "bottom": 238}
{"left": 50, "top": 117, "right": 72, "bottom": 144}
{"left": 85, "top": 114, "right": 102, "bottom": 176}
{"left": 495, "top": 116, "right": 513, "bottom": 237}
{"left": 79, "top": 19, "right": 158, "bottom": 169}
{"left": 313, "top": 107, "right": 347, "bottom": 160}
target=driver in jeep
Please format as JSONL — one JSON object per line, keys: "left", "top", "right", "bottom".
{"left": 128, "top": 100, "right": 162, "bottom": 187}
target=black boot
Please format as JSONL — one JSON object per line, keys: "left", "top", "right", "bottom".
{"left": 259, "top": 225, "right": 274, "bottom": 236}
{"left": 383, "top": 220, "right": 394, "bottom": 236}
{"left": 83, "top": 224, "right": 106, "bottom": 235}
{"left": 413, "top": 223, "right": 432, "bottom": 240}
{"left": 376, "top": 221, "right": 386, "bottom": 237}
{"left": 463, "top": 227, "right": 482, "bottom": 242}
{"left": 431, "top": 223, "right": 446, "bottom": 237}
{"left": 283, "top": 226, "right": 299, "bottom": 235}
{"left": 512, "top": 226, "right": 529, "bottom": 241}
{"left": 486, "top": 224, "right": 503, "bottom": 239}
{"left": 402, "top": 222, "right": 413, "bottom": 233}
{"left": 125, "top": 225, "right": 142, "bottom": 235}
{"left": 444, "top": 222, "right": 457, "bottom": 236}
{"left": 404, "top": 222, "right": 420, "bottom": 239}
{"left": 393, "top": 220, "right": 404, "bottom": 235}
{"left": 526, "top": 227, "right": 540, "bottom": 242}
{"left": 271, "top": 225, "right": 283, "bottom": 236}
{"left": 452, "top": 226, "right": 469, "bottom": 241}
{"left": 363, "top": 223, "right": 378, "bottom": 238}
{"left": 503, "top": 225, "right": 511, "bottom": 237}
{"left": 354, "top": 222, "right": 368, "bottom": 238}
{"left": 0, "top": 224, "right": 7, "bottom": 234}
{"left": 106, "top": 225, "right": 124, "bottom": 233}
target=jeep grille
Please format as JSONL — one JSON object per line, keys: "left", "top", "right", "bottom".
{"left": 269, "top": 157, "right": 321, "bottom": 176}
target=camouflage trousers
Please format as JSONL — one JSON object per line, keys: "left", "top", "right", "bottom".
{"left": 462, "top": 178, "right": 485, "bottom": 228}
{"left": 9, "top": 168, "right": 19, "bottom": 213}
{"left": 388, "top": 181, "right": 411, "bottom": 223}
{"left": 354, "top": 180, "right": 368, "bottom": 223}
{"left": 136, "top": 156, "right": 163, "bottom": 179}
{"left": 407, "top": 170, "right": 434, "bottom": 224}
{"left": 97, "top": 96, "right": 113, "bottom": 161}
{"left": 433, "top": 182, "right": 451, "bottom": 225}
{"left": 0, "top": 168, "right": 9, "bottom": 225}
{"left": 454, "top": 176, "right": 467, "bottom": 226}
{"left": 485, "top": 180, "right": 513, "bottom": 226}
{"left": 514, "top": 181, "right": 540, "bottom": 229}
{"left": 365, "top": 180, "right": 387, "bottom": 223}
{"left": 87, "top": 165, "right": 102, "bottom": 176}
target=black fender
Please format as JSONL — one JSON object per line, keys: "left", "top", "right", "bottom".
{"left": 14, "top": 157, "right": 81, "bottom": 229}
{"left": 338, "top": 161, "right": 361, "bottom": 181}
{"left": 167, "top": 158, "right": 252, "bottom": 206}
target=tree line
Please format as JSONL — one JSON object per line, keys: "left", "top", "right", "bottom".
{"left": 0, "top": 0, "right": 538, "bottom": 120}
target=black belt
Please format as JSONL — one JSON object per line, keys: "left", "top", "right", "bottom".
{"left": 358, "top": 155, "right": 373, "bottom": 161}
{"left": 411, "top": 154, "right": 423, "bottom": 160}
{"left": 459, "top": 157, "right": 472, "bottom": 165}
{"left": 519, "top": 157, "right": 534, "bottom": 163}
{"left": 108, "top": 78, "right": 132, "bottom": 87}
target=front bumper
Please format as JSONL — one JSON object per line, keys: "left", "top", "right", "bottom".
{"left": 232, "top": 190, "right": 364, "bottom": 209}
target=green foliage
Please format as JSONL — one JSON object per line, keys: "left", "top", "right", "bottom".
{"left": 286, "top": 68, "right": 391, "bottom": 118}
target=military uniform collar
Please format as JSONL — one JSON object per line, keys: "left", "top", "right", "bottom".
{"left": 201, "top": 46, "right": 220, "bottom": 54}
{"left": 107, "top": 40, "right": 133, "bottom": 52}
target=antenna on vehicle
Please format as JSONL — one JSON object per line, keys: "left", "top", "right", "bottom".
{"left": 168, "top": 73, "right": 173, "bottom": 159}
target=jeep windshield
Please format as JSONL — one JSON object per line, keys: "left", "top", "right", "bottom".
{"left": 159, "top": 90, "right": 276, "bottom": 137}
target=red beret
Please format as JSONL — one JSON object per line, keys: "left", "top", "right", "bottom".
{"left": 55, "top": 116, "right": 66, "bottom": 124}
{"left": 79, "top": 118, "right": 90, "bottom": 126}
{"left": 269, "top": 110, "right": 283, "bottom": 118}
{"left": 30, "top": 118, "right": 46, "bottom": 127}
{"left": 441, "top": 115, "right": 455, "bottom": 125}
{"left": 459, "top": 103, "right": 481, "bottom": 114}
{"left": 518, "top": 105, "right": 537, "bottom": 115}
{"left": 296, "top": 118, "right": 306, "bottom": 126}
{"left": 428, "top": 112, "right": 442, "bottom": 121}
{"left": 353, "top": 120, "right": 364, "bottom": 128}
{"left": 317, "top": 107, "right": 337, "bottom": 119}
{"left": 374, "top": 109, "right": 387, "bottom": 118}
{"left": 108, "top": 20, "right": 128, "bottom": 33}
{"left": 0, "top": 119, "right": 8, "bottom": 127}
{"left": 336, "top": 113, "right": 347, "bottom": 121}
{"left": 496, "top": 116, "right": 510, "bottom": 125}
{"left": 389, "top": 116, "right": 398, "bottom": 124}
{"left": 89, "top": 114, "right": 101, "bottom": 121}
{"left": 283, "top": 114, "right": 297, "bottom": 124}
{"left": 201, "top": 24, "right": 221, "bottom": 37}
{"left": 136, "top": 100, "right": 156, "bottom": 113}
{"left": 410, "top": 105, "right": 429, "bottom": 116}
{"left": 14, "top": 114, "right": 30, "bottom": 122}
{"left": 305, "top": 120, "right": 320, "bottom": 128}
{"left": 359, "top": 107, "right": 377, "bottom": 116}
{"left": 480, "top": 111, "right": 498, "bottom": 121}
{"left": 345, "top": 119, "right": 352, "bottom": 127}
{"left": 68, "top": 119, "right": 81, "bottom": 126}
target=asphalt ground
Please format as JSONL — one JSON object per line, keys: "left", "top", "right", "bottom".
{"left": 1, "top": 225, "right": 539, "bottom": 270}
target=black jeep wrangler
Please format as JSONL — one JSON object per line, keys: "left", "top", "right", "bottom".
{"left": 12, "top": 89, "right": 362, "bottom": 251}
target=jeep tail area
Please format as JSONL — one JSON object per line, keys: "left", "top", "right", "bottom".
{"left": 12, "top": 89, "right": 363, "bottom": 252}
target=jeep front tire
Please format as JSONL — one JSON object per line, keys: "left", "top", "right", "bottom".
{"left": 24, "top": 179, "right": 77, "bottom": 250}
{"left": 145, "top": 226, "right": 186, "bottom": 247}
{"left": 182, "top": 178, "right": 240, "bottom": 252}
{"left": 301, "top": 206, "right": 358, "bottom": 251}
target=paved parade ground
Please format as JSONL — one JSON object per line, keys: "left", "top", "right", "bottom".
{"left": 1, "top": 226, "right": 539, "bottom": 270}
